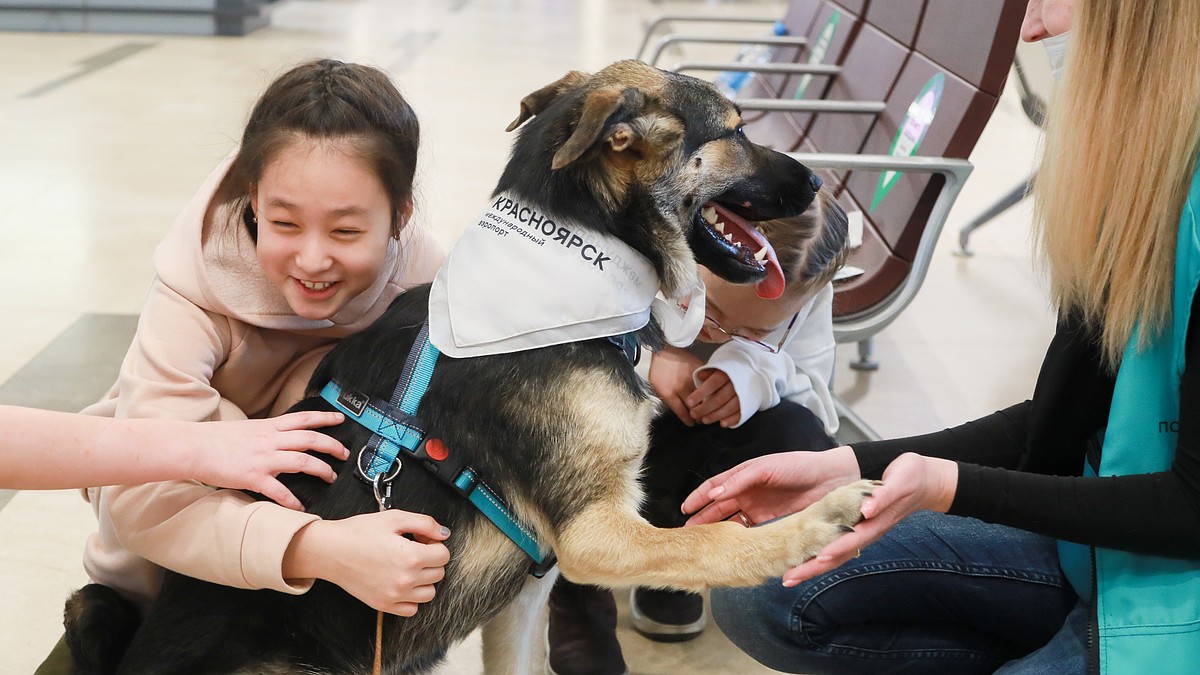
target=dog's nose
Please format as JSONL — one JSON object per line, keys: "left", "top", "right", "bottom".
{"left": 809, "top": 173, "right": 823, "bottom": 192}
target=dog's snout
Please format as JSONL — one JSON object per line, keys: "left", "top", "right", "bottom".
{"left": 809, "top": 173, "right": 823, "bottom": 193}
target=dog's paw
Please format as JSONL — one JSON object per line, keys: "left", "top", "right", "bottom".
{"left": 778, "top": 479, "right": 878, "bottom": 566}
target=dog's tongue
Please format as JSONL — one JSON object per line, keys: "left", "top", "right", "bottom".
{"left": 709, "top": 204, "right": 787, "bottom": 300}
{"left": 755, "top": 261, "right": 786, "bottom": 300}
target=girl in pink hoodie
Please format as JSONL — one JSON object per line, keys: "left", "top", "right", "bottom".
{"left": 45, "top": 60, "right": 452, "bottom": 665}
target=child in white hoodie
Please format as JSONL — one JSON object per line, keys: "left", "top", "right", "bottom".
{"left": 547, "top": 190, "right": 850, "bottom": 675}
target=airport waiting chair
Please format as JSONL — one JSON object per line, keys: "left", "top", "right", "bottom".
{"left": 640, "top": 0, "right": 1025, "bottom": 437}
{"left": 645, "top": 0, "right": 1022, "bottom": 352}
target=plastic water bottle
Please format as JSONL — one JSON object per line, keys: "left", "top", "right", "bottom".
{"left": 714, "top": 20, "right": 789, "bottom": 99}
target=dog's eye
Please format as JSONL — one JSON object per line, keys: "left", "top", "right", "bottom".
{"left": 735, "top": 125, "right": 746, "bottom": 138}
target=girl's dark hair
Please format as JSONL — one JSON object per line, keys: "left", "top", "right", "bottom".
{"left": 214, "top": 59, "right": 419, "bottom": 238}
{"left": 757, "top": 190, "right": 850, "bottom": 301}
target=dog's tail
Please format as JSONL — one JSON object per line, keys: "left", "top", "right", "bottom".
{"left": 64, "top": 584, "right": 141, "bottom": 675}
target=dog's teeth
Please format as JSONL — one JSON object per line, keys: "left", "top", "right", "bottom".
{"left": 724, "top": 233, "right": 734, "bottom": 242}
{"left": 701, "top": 206, "right": 718, "bottom": 224}
{"left": 715, "top": 221, "right": 725, "bottom": 233}
{"left": 754, "top": 247, "right": 768, "bottom": 262}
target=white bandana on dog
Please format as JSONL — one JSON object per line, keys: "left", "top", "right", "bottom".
{"left": 429, "top": 192, "right": 705, "bottom": 358}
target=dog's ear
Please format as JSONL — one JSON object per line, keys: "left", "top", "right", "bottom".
{"left": 552, "top": 86, "right": 647, "bottom": 171}
{"left": 506, "top": 71, "right": 590, "bottom": 132}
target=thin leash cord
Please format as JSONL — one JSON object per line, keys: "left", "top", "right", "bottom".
{"left": 374, "top": 609, "right": 384, "bottom": 675}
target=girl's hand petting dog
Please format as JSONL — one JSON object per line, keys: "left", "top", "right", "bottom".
{"left": 687, "top": 369, "right": 740, "bottom": 427}
{"left": 649, "top": 346, "right": 704, "bottom": 426}
{"left": 192, "top": 412, "right": 350, "bottom": 511}
{"left": 284, "top": 511, "right": 451, "bottom": 616}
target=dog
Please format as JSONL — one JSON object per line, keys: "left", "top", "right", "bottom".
{"left": 65, "top": 59, "right": 875, "bottom": 675}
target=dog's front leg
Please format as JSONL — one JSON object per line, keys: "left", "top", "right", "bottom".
{"left": 554, "top": 480, "right": 876, "bottom": 591}
{"left": 480, "top": 568, "right": 559, "bottom": 675}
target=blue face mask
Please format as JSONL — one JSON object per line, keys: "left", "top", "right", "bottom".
{"left": 1042, "top": 31, "right": 1070, "bottom": 80}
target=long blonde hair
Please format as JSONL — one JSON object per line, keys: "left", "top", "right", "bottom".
{"left": 1034, "top": 0, "right": 1200, "bottom": 370}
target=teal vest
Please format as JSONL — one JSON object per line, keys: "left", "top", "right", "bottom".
{"left": 1058, "top": 162, "right": 1200, "bottom": 673}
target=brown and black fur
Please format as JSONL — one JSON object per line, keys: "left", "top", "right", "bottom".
{"left": 65, "top": 60, "right": 875, "bottom": 675}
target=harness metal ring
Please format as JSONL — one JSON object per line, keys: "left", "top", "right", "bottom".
{"left": 357, "top": 444, "right": 403, "bottom": 484}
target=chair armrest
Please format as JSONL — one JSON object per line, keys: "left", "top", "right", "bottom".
{"left": 737, "top": 98, "right": 886, "bottom": 114}
{"left": 646, "top": 35, "right": 809, "bottom": 67}
{"left": 670, "top": 61, "right": 841, "bottom": 76}
{"left": 784, "top": 153, "right": 974, "bottom": 344}
{"left": 636, "top": 14, "right": 780, "bottom": 61}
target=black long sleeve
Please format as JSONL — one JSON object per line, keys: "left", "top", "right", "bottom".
{"left": 851, "top": 301, "right": 1200, "bottom": 559}
{"left": 853, "top": 402, "right": 1031, "bottom": 478}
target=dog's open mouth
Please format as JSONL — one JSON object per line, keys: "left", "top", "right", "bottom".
{"left": 694, "top": 202, "right": 786, "bottom": 299}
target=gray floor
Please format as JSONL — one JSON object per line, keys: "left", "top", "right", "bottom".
{"left": 0, "top": 313, "right": 136, "bottom": 412}
{"left": 0, "top": 313, "right": 136, "bottom": 514}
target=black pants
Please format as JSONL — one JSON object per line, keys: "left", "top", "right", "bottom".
{"left": 638, "top": 399, "right": 838, "bottom": 528}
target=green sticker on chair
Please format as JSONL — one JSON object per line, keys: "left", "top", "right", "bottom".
{"left": 793, "top": 10, "right": 840, "bottom": 100}
{"left": 871, "top": 72, "right": 944, "bottom": 212}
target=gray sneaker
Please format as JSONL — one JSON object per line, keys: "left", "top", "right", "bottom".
{"left": 628, "top": 587, "right": 707, "bottom": 643}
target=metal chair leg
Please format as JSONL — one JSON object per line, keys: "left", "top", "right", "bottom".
{"left": 957, "top": 173, "right": 1036, "bottom": 256}
{"left": 848, "top": 337, "right": 879, "bottom": 371}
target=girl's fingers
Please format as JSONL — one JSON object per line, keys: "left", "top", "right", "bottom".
{"left": 688, "top": 385, "right": 733, "bottom": 419}
{"left": 388, "top": 602, "right": 419, "bottom": 617}
{"left": 405, "top": 584, "right": 437, "bottom": 604}
{"left": 686, "top": 373, "right": 730, "bottom": 410}
{"left": 664, "top": 395, "right": 695, "bottom": 427}
{"left": 704, "top": 398, "right": 740, "bottom": 426}
{"left": 285, "top": 453, "right": 337, "bottom": 483}
{"left": 286, "top": 430, "right": 349, "bottom": 459}
{"left": 274, "top": 411, "right": 345, "bottom": 431}
{"left": 383, "top": 510, "right": 452, "bottom": 546}
{"left": 256, "top": 479, "right": 305, "bottom": 512}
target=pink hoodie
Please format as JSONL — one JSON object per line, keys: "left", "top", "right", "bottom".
{"left": 81, "top": 156, "right": 443, "bottom": 608}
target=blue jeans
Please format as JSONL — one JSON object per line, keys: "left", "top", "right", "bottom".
{"left": 710, "top": 511, "right": 1086, "bottom": 674}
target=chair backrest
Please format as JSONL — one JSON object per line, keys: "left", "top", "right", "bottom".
{"left": 916, "top": 0, "right": 1027, "bottom": 98}
{"left": 744, "top": 1, "right": 867, "bottom": 151}
{"left": 825, "top": 1, "right": 1023, "bottom": 323}
{"left": 864, "top": 0, "right": 925, "bottom": 48}
{"left": 742, "top": 0, "right": 824, "bottom": 99}
{"left": 800, "top": 22, "right": 907, "bottom": 157}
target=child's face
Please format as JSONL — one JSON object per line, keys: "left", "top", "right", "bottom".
{"left": 254, "top": 138, "right": 403, "bottom": 321}
{"left": 696, "top": 267, "right": 805, "bottom": 350}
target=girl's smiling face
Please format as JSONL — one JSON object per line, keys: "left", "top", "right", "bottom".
{"left": 253, "top": 138, "right": 406, "bottom": 321}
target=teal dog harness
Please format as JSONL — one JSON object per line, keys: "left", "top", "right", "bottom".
{"left": 319, "top": 320, "right": 557, "bottom": 577}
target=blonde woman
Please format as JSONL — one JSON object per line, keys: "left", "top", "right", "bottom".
{"left": 682, "top": 0, "right": 1200, "bottom": 672}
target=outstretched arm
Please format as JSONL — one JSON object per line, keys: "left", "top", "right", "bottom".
{"left": 1, "top": 405, "right": 347, "bottom": 505}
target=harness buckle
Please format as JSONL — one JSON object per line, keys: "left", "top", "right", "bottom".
{"left": 528, "top": 553, "right": 558, "bottom": 578}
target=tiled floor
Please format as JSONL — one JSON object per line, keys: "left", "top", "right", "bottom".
{"left": 0, "top": 1, "right": 1053, "bottom": 673}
